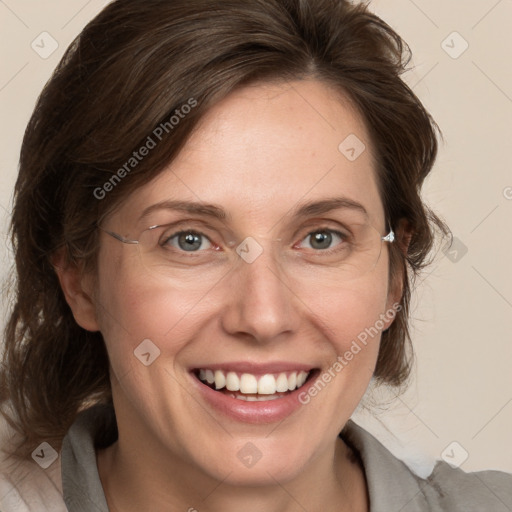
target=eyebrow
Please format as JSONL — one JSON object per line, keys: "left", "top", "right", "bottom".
{"left": 139, "top": 196, "right": 368, "bottom": 223}
{"left": 293, "top": 197, "right": 368, "bottom": 219}
{"left": 139, "top": 200, "right": 229, "bottom": 223}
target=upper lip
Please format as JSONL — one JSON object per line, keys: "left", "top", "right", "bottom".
{"left": 191, "top": 361, "right": 316, "bottom": 375}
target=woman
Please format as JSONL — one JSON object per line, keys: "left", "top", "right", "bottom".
{"left": 1, "top": 0, "right": 511, "bottom": 511}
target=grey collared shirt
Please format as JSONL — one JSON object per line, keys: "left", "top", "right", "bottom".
{"left": 2, "top": 404, "right": 511, "bottom": 511}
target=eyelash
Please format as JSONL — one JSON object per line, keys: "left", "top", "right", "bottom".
{"left": 160, "top": 227, "right": 348, "bottom": 255}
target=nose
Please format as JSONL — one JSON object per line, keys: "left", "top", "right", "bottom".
{"left": 219, "top": 244, "right": 301, "bottom": 344}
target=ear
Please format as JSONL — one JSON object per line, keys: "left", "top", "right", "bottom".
{"left": 52, "top": 247, "right": 100, "bottom": 332}
{"left": 384, "top": 218, "right": 413, "bottom": 327}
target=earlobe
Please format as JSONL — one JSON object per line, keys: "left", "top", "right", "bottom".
{"left": 52, "top": 248, "right": 100, "bottom": 332}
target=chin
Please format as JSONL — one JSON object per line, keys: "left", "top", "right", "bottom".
{"left": 206, "top": 457, "right": 308, "bottom": 488}
{"left": 183, "top": 435, "right": 314, "bottom": 488}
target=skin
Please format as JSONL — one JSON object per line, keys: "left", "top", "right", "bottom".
{"left": 57, "top": 79, "right": 403, "bottom": 512}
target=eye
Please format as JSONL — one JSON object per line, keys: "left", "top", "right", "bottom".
{"left": 162, "top": 230, "right": 213, "bottom": 252}
{"left": 298, "top": 229, "right": 346, "bottom": 251}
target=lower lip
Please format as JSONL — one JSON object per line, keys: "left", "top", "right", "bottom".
{"left": 190, "top": 372, "right": 318, "bottom": 424}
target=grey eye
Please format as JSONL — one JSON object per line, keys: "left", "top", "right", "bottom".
{"left": 165, "top": 231, "right": 212, "bottom": 252}
{"left": 300, "top": 230, "right": 343, "bottom": 250}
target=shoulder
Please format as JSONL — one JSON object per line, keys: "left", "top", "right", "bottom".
{"left": 1, "top": 404, "right": 115, "bottom": 512}
{"left": 0, "top": 458, "right": 67, "bottom": 512}
{"left": 0, "top": 417, "right": 67, "bottom": 512}
{"left": 342, "top": 420, "right": 512, "bottom": 511}
{"left": 424, "top": 460, "right": 512, "bottom": 511}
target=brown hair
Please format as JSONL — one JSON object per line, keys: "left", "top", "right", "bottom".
{"left": 1, "top": 0, "right": 449, "bottom": 457}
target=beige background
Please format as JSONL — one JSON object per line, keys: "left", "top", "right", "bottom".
{"left": 0, "top": 0, "right": 511, "bottom": 474}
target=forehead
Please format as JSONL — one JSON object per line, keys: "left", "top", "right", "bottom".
{"left": 116, "top": 79, "right": 385, "bottom": 231}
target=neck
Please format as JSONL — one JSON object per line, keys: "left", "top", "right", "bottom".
{"left": 97, "top": 431, "right": 368, "bottom": 512}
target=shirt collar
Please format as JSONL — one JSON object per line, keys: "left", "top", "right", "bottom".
{"left": 61, "top": 404, "right": 114, "bottom": 512}
{"left": 341, "top": 419, "right": 430, "bottom": 511}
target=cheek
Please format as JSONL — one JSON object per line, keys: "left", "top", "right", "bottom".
{"left": 322, "top": 285, "right": 386, "bottom": 366}
{"left": 306, "top": 262, "right": 390, "bottom": 342}
{"left": 97, "top": 278, "right": 183, "bottom": 336}
{"left": 93, "top": 257, "right": 206, "bottom": 375}
{"left": 93, "top": 263, "right": 233, "bottom": 400}
{"left": 299, "top": 265, "right": 391, "bottom": 399}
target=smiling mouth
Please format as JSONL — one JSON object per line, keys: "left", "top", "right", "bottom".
{"left": 193, "top": 368, "right": 316, "bottom": 401}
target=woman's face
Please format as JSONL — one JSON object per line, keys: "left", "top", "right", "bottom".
{"left": 89, "top": 80, "right": 399, "bottom": 485}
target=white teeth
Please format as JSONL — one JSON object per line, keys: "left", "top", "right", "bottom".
{"left": 197, "top": 369, "right": 311, "bottom": 395}
{"left": 225, "top": 372, "right": 240, "bottom": 391}
{"left": 287, "top": 372, "right": 297, "bottom": 391}
{"left": 276, "top": 373, "right": 289, "bottom": 392}
{"left": 258, "top": 374, "right": 277, "bottom": 394}
{"left": 297, "top": 371, "right": 308, "bottom": 387}
{"left": 214, "top": 370, "right": 226, "bottom": 390}
{"left": 240, "top": 373, "right": 258, "bottom": 394}
{"left": 231, "top": 393, "right": 283, "bottom": 401}
{"left": 205, "top": 369, "right": 215, "bottom": 385}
